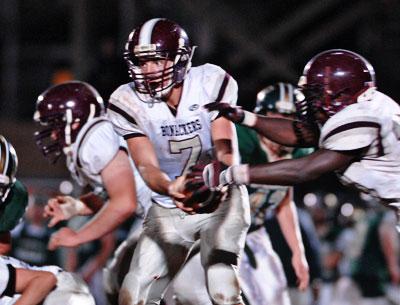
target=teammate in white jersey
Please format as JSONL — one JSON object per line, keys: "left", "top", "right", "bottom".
{"left": 33, "top": 80, "right": 151, "bottom": 250}
{"left": 0, "top": 255, "right": 94, "bottom": 305}
{"left": 107, "top": 18, "right": 250, "bottom": 305}
{"left": 201, "top": 49, "right": 400, "bottom": 232}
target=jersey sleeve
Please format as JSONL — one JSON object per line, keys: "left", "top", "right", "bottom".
{"left": 319, "top": 106, "right": 378, "bottom": 151}
{"left": 107, "top": 85, "right": 146, "bottom": 139}
{"left": 0, "top": 180, "right": 28, "bottom": 233}
{"left": 0, "top": 257, "right": 14, "bottom": 297}
{"left": 78, "top": 121, "right": 121, "bottom": 175}
{"left": 201, "top": 64, "right": 238, "bottom": 121}
{"left": 0, "top": 258, "right": 10, "bottom": 296}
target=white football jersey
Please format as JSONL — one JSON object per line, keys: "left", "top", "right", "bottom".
{"left": 67, "top": 117, "right": 152, "bottom": 216}
{"left": 0, "top": 255, "right": 94, "bottom": 305}
{"left": 0, "top": 255, "right": 62, "bottom": 304}
{"left": 107, "top": 63, "right": 238, "bottom": 208}
{"left": 319, "top": 88, "right": 400, "bottom": 201}
{"left": 0, "top": 256, "right": 11, "bottom": 299}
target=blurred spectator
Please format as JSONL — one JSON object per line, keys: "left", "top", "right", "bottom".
{"left": 350, "top": 209, "right": 400, "bottom": 305}
{"left": 308, "top": 204, "right": 342, "bottom": 305}
{"left": 265, "top": 207, "right": 323, "bottom": 305}
{"left": 65, "top": 215, "right": 115, "bottom": 305}
{"left": 11, "top": 192, "right": 61, "bottom": 266}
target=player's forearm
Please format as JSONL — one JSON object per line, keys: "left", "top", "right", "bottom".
{"left": 138, "top": 164, "right": 172, "bottom": 195}
{"left": 14, "top": 271, "right": 57, "bottom": 305}
{"left": 250, "top": 158, "right": 318, "bottom": 185}
{"left": 249, "top": 114, "right": 299, "bottom": 146}
{"left": 379, "top": 225, "right": 400, "bottom": 274}
{"left": 79, "top": 192, "right": 105, "bottom": 214}
{"left": 80, "top": 233, "right": 115, "bottom": 281}
{"left": 75, "top": 198, "right": 135, "bottom": 244}
{"left": 244, "top": 112, "right": 317, "bottom": 147}
{"left": 214, "top": 139, "right": 237, "bottom": 166}
{"left": 276, "top": 195, "right": 305, "bottom": 256}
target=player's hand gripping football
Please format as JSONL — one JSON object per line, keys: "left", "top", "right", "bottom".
{"left": 204, "top": 102, "right": 245, "bottom": 124}
{"left": 179, "top": 161, "right": 230, "bottom": 214}
{"left": 168, "top": 176, "right": 194, "bottom": 214}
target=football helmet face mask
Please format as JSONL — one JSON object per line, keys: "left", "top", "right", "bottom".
{"left": 124, "top": 18, "right": 195, "bottom": 102}
{"left": 0, "top": 135, "right": 18, "bottom": 204}
{"left": 297, "top": 49, "right": 376, "bottom": 125}
{"left": 255, "top": 82, "right": 297, "bottom": 156}
{"left": 34, "top": 81, "right": 104, "bottom": 163}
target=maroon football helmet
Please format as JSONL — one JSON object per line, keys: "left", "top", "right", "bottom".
{"left": 297, "top": 49, "right": 376, "bottom": 123}
{"left": 124, "top": 18, "right": 195, "bottom": 101}
{"left": 34, "top": 81, "right": 104, "bottom": 162}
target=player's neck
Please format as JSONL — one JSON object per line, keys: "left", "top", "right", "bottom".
{"left": 165, "top": 84, "right": 183, "bottom": 109}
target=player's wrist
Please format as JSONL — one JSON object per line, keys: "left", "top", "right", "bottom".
{"left": 222, "top": 164, "right": 250, "bottom": 185}
{"left": 59, "top": 197, "right": 86, "bottom": 219}
{"left": 241, "top": 111, "right": 257, "bottom": 127}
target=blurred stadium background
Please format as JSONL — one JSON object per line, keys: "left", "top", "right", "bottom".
{"left": 1, "top": 0, "right": 400, "bottom": 178}
{"left": 1, "top": 2, "right": 399, "bottom": 304}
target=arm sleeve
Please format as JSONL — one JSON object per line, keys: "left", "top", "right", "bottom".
{"left": 319, "top": 112, "right": 378, "bottom": 151}
{"left": 107, "top": 86, "right": 146, "bottom": 138}
{"left": 0, "top": 261, "right": 15, "bottom": 297}
{"left": 202, "top": 64, "right": 238, "bottom": 121}
{"left": 78, "top": 122, "right": 121, "bottom": 175}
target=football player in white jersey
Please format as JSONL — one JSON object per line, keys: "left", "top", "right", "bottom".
{"left": 171, "top": 83, "right": 310, "bottom": 305}
{"left": 33, "top": 80, "right": 151, "bottom": 250}
{"left": 33, "top": 81, "right": 154, "bottom": 301}
{"left": 107, "top": 18, "right": 250, "bottom": 305}
{"left": 202, "top": 49, "right": 400, "bottom": 232}
{"left": 0, "top": 255, "right": 95, "bottom": 305}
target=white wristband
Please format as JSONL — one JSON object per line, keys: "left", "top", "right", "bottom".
{"left": 223, "top": 164, "right": 250, "bottom": 185}
{"left": 241, "top": 111, "right": 257, "bottom": 127}
{"left": 59, "top": 196, "right": 86, "bottom": 219}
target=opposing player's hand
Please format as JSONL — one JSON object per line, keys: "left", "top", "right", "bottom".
{"left": 291, "top": 251, "right": 310, "bottom": 291}
{"left": 204, "top": 102, "right": 245, "bottom": 124}
{"left": 48, "top": 227, "right": 80, "bottom": 250}
{"left": 186, "top": 160, "right": 228, "bottom": 190}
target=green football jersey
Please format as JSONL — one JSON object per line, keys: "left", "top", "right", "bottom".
{"left": 0, "top": 180, "right": 29, "bottom": 232}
